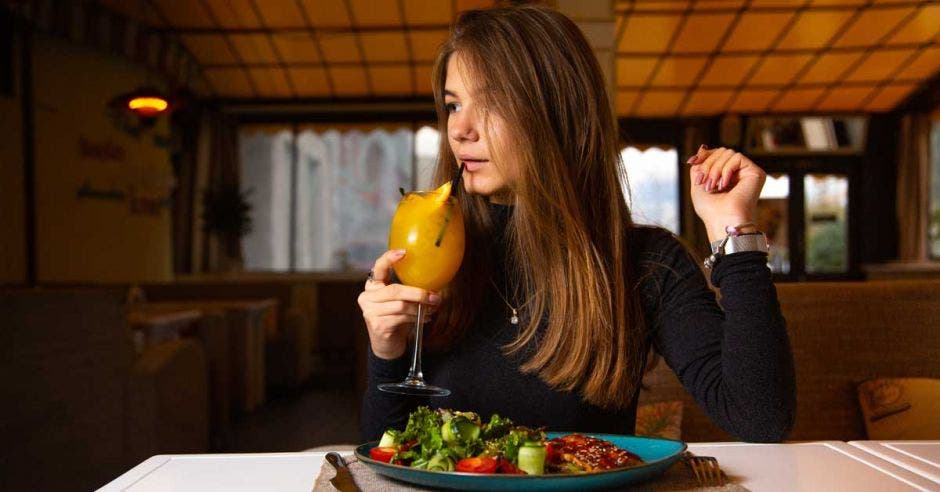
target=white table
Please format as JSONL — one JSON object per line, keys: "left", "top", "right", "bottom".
{"left": 99, "top": 442, "right": 939, "bottom": 492}
{"left": 688, "top": 442, "right": 937, "bottom": 491}
{"left": 98, "top": 452, "right": 328, "bottom": 492}
{"left": 850, "top": 441, "right": 940, "bottom": 485}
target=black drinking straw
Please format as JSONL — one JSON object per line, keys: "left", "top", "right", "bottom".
{"left": 451, "top": 163, "right": 465, "bottom": 194}
{"left": 432, "top": 163, "right": 465, "bottom": 247}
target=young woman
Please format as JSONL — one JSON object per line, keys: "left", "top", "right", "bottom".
{"left": 358, "top": 5, "right": 795, "bottom": 443}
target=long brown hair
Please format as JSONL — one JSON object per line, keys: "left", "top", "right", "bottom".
{"left": 426, "top": 5, "right": 647, "bottom": 411}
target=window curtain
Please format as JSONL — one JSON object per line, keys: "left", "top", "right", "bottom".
{"left": 293, "top": 128, "right": 413, "bottom": 271}
{"left": 896, "top": 112, "right": 931, "bottom": 262}
{"left": 194, "top": 110, "right": 242, "bottom": 272}
{"left": 239, "top": 127, "right": 414, "bottom": 271}
{"left": 681, "top": 123, "right": 711, "bottom": 258}
{"left": 169, "top": 100, "right": 202, "bottom": 275}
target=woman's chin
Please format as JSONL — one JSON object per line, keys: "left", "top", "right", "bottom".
{"left": 463, "top": 182, "right": 502, "bottom": 200}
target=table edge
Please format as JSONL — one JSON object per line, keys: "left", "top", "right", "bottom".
{"left": 848, "top": 441, "right": 940, "bottom": 485}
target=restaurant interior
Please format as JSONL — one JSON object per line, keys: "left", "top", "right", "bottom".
{"left": 1, "top": 0, "right": 939, "bottom": 490}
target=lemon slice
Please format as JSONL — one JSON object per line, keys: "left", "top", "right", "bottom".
{"left": 432, "top": 181, "right": 452, "bottom": 204}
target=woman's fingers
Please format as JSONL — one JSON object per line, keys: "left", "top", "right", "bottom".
{"left": 690, "top": 147, "right": 719, "bottom": 187}
{"left": 690, "top": 147, "right": 744, "bottom": 193}
{"left": 359, "top": 250, "right": 439, "bottom": 360}
{"left": 365, "top": 249, "right": 406, "bottom": 291}
{"left": 701, "top": 148, "right": 736, "bottom": 191}
{"left": 366, "top": 299, "right": 420, "bottom": 317}
{"left": 716, "top": 153, "right": 744, "bottom": 191}
{"left": 358, "top": 282, "right": 440, "bottom": 332}
{"left": 369, "top": 283, "right": 441, "bottom": 305}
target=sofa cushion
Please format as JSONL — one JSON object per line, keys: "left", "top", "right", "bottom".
{"left": 635, "top": 400, "right": 683, "bottom": 440}
{"left": 858, "top": 377, "right": 940, "bottom": 440}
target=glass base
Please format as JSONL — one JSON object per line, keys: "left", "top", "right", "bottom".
{"left": 378, "top": 379, "right": 451, "bottom": 397}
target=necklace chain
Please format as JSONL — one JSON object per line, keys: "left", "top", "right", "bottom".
{"left": 490, "top": 278, "right": 528, "bottom": 325}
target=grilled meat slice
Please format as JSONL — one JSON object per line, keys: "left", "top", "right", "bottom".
{"left": 547, "top": 434, "right": 644, "bottom": 472}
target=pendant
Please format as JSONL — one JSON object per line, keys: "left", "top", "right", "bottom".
{"left": 510, "top": 308, "right": 519, "bottom": 325}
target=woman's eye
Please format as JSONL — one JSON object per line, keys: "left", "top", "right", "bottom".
{"left": 445, "top": 102, "right": 462, "bottom": 113}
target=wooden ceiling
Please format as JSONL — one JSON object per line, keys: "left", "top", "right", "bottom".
{"left": 97, "top": 0, "right": 940, "bottom": 116}
{"left": 614, "top": 0, "right": 939, "bottom": 116}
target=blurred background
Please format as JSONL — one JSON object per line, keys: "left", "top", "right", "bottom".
{"left": 1, "top": 0, "right": 938, "bottom": 490}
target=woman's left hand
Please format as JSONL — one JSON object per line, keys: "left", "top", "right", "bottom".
{"left": 687, "top": 146, "right": 766, "bottom": 243}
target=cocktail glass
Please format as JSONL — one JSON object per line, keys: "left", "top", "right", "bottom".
{"left": 377, "top": 181, "right": 465, "bottom": 397}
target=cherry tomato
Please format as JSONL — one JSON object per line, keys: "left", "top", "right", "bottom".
{"left": 455, "top": 456, "right": 498, "bottom": 474}
{"left": 497, "top": 458, "right": 525, "bottom": 474}
{"left": 369, "top": 446, "right": 397, "bottom": 463}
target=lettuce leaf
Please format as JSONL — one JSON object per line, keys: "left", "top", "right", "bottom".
{"left": 401, "top": 406, "right": 444, "bottom": 460}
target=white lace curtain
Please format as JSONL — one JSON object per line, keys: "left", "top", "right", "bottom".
{"left": 240, "top": 127, "right": 416, "bottom": 271}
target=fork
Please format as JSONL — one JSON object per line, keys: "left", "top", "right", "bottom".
{"left": 683, "top": 451, "right": 725, "bottom": 487}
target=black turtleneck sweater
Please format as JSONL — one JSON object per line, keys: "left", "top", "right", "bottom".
{"left": 361, "top": 205, "right": 795, "bottom": 443}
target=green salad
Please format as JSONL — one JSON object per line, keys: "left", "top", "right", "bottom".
{"left": 369, "top": 406, "right": 547, "bottom": 474}
{"left": 367, "top": 406, "right": 644, "bottom": 475}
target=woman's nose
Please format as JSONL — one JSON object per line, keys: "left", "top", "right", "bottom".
{"left": 449, "top": 110, "right": 478, "bottom": 142}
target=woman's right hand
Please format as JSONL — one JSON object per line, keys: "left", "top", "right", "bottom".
{"left": 357, "top": 249, "right": 441, "bottom": 360}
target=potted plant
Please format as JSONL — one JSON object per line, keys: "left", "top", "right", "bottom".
{"left": 201, "top": 184, "right": 252, "bottom": 271}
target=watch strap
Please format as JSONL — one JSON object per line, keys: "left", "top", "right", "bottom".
{"left": 704, "top": 232, "right": 769, "bottom": 269}
{"left": 712, "top": 233, "right": 769, "bottom": 255}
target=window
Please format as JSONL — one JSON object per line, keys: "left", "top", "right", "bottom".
{"left": 620, "top": 146, "right": 680, "bottom": 233}
{"left": 415, "top": 125, "right": 440, "bottom": 191}
{"left": 805, "top": 174, "right": 848, "bottom": 273}
{"left": 757, "top": 174, "right": 790, "bottom": 274}
{"left": 755, "top": 163, "right": 853, "bottom": 280}
{"left": 743, "top": 115, "right": 862, "bottom": 280}
{"left": 239, "top": 124, "right": 425, "bottom": 272}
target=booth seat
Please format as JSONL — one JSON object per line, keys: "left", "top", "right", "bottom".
{"left": 639, "top": 279, "right": 940, "bottom": 442}
{"left": 0, "top": 289, "right": 208, "bottom": 492}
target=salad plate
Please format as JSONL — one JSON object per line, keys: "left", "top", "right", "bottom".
{"left": 354, "top": 432, "right": 687, "bottom": 491}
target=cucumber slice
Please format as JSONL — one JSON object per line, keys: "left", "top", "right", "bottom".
{"left": 517, "top": 445, "right": 546, "bottom": 475}
{"left": 441, "top": 416, "right": 481, "bottom": 444}
{"left": 378, "top": 430, "right": 399, "bottom": 449}
{"left": 427, "top": 453, "right": 455, "bottom": 472}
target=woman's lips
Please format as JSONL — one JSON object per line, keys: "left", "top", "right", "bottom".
{"left": 462, "top": 159, "right": 487, "bottom": 172}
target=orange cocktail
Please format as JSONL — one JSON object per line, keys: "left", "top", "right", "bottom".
{"left": 388, "top": 181, "right": 465, "bottom": 292}
{"left": 379, "top": 180, "right": 465, "bottom": 397}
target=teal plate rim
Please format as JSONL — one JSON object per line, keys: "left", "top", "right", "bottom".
{"left": 353, "top": 432, "right": 688, "bottom": 481}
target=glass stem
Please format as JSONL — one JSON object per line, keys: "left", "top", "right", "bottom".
{"left": 405, "top": 303, "right": 425, "bottom": 383}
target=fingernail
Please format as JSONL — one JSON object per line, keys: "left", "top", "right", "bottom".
{"left": 686, "top": 155, "right": 699, "bottom": 164}
{"left": 717, "top": 178, "right": 725, "bottom": 190}
{"left": 704, "top": 178, "right": 713, "bottom": 192}
{"left": 428, "top": 294, "right": 441, "bottom": 304}
{"left": 392, "top": 249, "right": 406, "bottom": 257}
{"left": 699, "top": 144, "right": 708, "bottom": 151}
{"left": 695, "top": 171, "right": 705, "bottom": 185}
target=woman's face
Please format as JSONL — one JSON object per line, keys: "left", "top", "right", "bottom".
{"left": 444, "top": 54, "right": 512, "bottom": 203}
